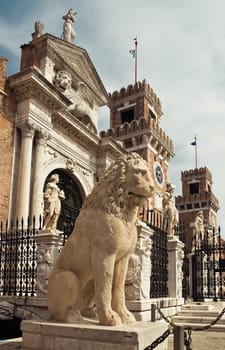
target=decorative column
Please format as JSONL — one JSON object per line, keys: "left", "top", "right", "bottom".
{"left": 30, "top": 130, "right": 49, "bottom": 222}
{"left": 35, "top": 230, "right": 64, "bottom": 298}
{"left": 15, "top": 124, "right": 35, "bottom": 221}
{"left": 167, "top": 236, "right": 185, "bottom": 300}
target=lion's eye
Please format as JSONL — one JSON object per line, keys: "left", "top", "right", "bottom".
{"left": 141, "top": 169, "right": 147, "bottom": 176}
{"left": 136, "top": 169, "right": 147, "bottom": 176}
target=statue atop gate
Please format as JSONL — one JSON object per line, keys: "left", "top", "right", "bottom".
{"left": 62, "top": 8, "right": 77, "bottom": 43}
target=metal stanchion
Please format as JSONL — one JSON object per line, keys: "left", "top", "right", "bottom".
{"left": 173, "top": 326, "right": 184, "bottom": 350}
{"left": 151, "top": 304, "right": 156, "bottom": 322}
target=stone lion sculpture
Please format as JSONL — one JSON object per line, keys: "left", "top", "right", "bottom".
{"left": 48, "top": 153, "right": 154, "bottom": 326}
{"left": 53, "top": 70, "right": 72, "bottom": 97}
{"left": 53, "top": 71, "right": 98, "bottom": 132}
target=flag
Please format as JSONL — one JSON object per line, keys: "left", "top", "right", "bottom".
{"left": 129, "top": 49, "right": 136, "bottom": 58}
{"left": 190, "top": 140, "right": 196, "bottom": 146}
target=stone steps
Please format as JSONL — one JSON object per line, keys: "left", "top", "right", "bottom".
{"left": 171, "top": 302, "right": 225, "bottom": 331}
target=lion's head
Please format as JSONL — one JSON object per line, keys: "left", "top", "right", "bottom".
{"left": 53, "top": 70, "right": 72, "bottom": 95}
{"left": 82, "top": 153, "right": 154, "bottom": 219}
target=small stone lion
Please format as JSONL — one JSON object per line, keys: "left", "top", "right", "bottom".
{"left": 48, "top": 153, "right": 154, "bottom": 326}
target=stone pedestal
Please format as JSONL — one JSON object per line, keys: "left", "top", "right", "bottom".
{"left": 35, "top": 230, "right": 64, "bottom": 298}
{"left": 21, "top": 319, "right": 169, "bottom": 350}
{"left": 125, "top": 221, "right": 153, "bottom": 300}
{"left": 125, "top": 224, "right": 185, "bottom": 321}
{"left": 126, "top": 297, "right": 184, "bottom": 322}
{"left": 167, "top": 236, "right": 185, "bottom": 299}
{"left": 125, "top": 221, "right": 154, "bottom": 321}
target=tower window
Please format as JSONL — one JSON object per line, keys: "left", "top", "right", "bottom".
{"left": 189, "top": 182, "right": 199, "bottom": 194}
{"left": 149, "top": 109, "right": 156, "bottom": 121}
{"left": 121, "top": 108, "right": 134, "bottom": 124}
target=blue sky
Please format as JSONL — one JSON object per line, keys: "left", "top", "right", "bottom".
{"left": 1, "top": 0, "right": 225, "bottom": 233}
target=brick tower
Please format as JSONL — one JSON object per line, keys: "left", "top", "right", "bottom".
{"left": 175, "top": 167, "right": 220, "bottom": 252}
{"left": 100, "top": 79, "right": 174, "bottom": 216}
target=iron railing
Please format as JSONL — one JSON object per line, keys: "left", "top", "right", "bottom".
{"left": 0, "top": 217, "right": 38, "bottom": 296}
{"left": 178, "top": 225, "right": 225, "bottom": 301}
{"left": 145, "top": 210, "right": 168, "bottom": 298}
{"left": 0, "top": 213, "right": 170, "bottom": 299}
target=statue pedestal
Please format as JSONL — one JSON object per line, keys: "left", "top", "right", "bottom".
{"left": 21, "top": 319, "right": 168, "bottom": 350}
{"left": 35, "top": 230, "right": 64, "bottom": 298}
{"left": 167, "top": 236, "right": 185, "bottom": 298}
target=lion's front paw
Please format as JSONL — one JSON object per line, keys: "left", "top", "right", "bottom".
{"left": 119, "top": 310, "right": 136, "bottom": 324}
{"left": 99, "top": 310, "right": 122, "bottom": 326}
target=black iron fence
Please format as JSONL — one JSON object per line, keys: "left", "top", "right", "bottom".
{"left": 0, "top": 217, "right": 38, "bottom": 296}
{"left": 192, "top": 228, "right": 225, "bottom": 301}
{"left": 0, "top": 214, "right": 169, "bottom": 299}
{"left": 177, "top": 225, "right": 225, "bottom": 301}
{"left": 143, "top": 210, "right": 169, "bottom": 298}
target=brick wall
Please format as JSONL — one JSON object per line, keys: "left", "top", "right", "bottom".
{"left": 0, "top": 57, "right": 14, "bottom": 221}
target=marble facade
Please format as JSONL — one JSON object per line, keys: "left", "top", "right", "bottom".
{"left": 7, "top": 29, "right": 125, "bottom": 224}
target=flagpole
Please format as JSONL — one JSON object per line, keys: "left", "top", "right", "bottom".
{"left": 195, "top": 136, "right": 198, "bottom": 168}
{"left": 190, "top": 135, "right": 198, "bottom": 168}
{"left": 134, "top": 37, "right": 138, "bottom": 84}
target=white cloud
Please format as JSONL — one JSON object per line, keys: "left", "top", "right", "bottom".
{"left": 1, "top": 0, "right": 225, "bottom": 235}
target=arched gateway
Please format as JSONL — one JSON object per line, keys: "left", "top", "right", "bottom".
{"left": 44, "top": 169, "right": 83, "bottom": 236}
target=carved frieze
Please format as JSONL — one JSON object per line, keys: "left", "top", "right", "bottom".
{"left": 36, "top": 244, "right": 53, "bottom": 296}
{"left": 30, "top": 99, "right": 52, "bottom": 125}
{"left": 125, "top": 227, "right": 152, "bottom": 300}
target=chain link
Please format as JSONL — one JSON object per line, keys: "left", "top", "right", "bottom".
{"left": 144, "top": 328, "right": 171, "bottom": 350}
{"left": 145, "top": 305, "right": 225, "bottom": 350}
{"left": 157, "top": 306, "right": 177, "bottom": 327}
{"left": 184, "top": 306, "right": 225, "bottom": 331}
{"left": 155, "top": 304, "right": 225, "bottom": 331}
{"left": 184, "top": 328, "right": 192, "bottom": 350}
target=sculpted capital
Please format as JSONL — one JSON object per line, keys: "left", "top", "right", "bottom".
{"left": 20, "top": 123, "right": 35, "bottom": 138}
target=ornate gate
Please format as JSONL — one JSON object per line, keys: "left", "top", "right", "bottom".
{"left": 191, "top": 228, "right": 225, "bottom": 301}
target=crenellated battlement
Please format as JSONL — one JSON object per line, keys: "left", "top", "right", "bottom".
{"left": 109, "top": 79, "right": 162, "bottom": 112}
{"left": 181, "top": 167, "right": 212, "bottom": 182}
{"left": 176, "top": 192, "right": 219, "bottom": 212}
{"left": 100, "top": 116, "right": 174, "bottom": 160}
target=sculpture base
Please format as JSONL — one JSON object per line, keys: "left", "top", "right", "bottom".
{"left": 21, "top": 319, "right": 168, "bottom": 350}
{"left": 126, "top": 297, "right": 184, "bottom": 321}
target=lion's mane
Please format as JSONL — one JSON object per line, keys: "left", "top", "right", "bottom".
{"left": 82, "top": 152, "right": 148, "bottom": 218}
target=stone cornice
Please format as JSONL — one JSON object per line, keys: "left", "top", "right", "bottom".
{"left": 52, "top": 112, "right": 125, "bottom": 162}
{"left": 8, "top": 67, "right": 70, "bottom": 109}
{"left": 97, "top": 137, "right": 126, "bottom": 158}
{"left": 52, "top": 109, "right": 100, "bottom": 152}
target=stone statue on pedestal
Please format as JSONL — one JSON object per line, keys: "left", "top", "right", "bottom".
{"left": 192, "top": 210, "right": 205, "bottom": 250}
{"left": 62, "top": 8, "right": 77, "bottom": 43}
{"left": 162, "top": 182, "right": 178, "bottom": 236}
{"left": 48, "top": 153, "right": 154, "bottom": 326}
{"left": 43, "top": 174, "right": 65, "bottom": 232}
{"left": 32, "top": 21, "right": 44, "bottom": 40}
